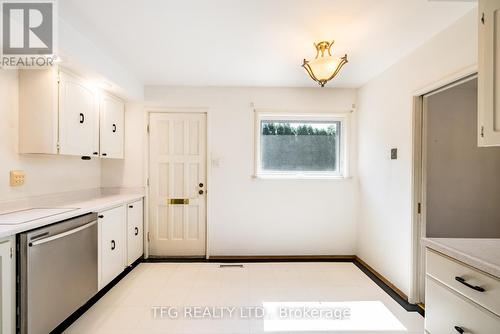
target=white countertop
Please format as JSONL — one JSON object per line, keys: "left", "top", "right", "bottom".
{"left": 0, "top": 192, "right": 144, "bottom": 239}
{"left": 423, "top": 238, "right": 500, "bottom": 278}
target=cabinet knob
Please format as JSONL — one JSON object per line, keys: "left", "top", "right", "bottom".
{"left": 129, "top": 205, "right": 133, "bottom": 208}
{"left": 134, "top": 227, "right": 139, "bottom": 236}
{"left": 199, "top": 190, "right": 204, "bottom": 195}
{"left": 98, "top": 215, "right": 104, "bottom": 219}
{"left": 93, "top": 152, "right": 99, "bottom": 155}
{"left": 102, "top": 153, "right": 107, "bottom": 157}
{"left": 111, "top": 240, "right": 116, "bottom": 250}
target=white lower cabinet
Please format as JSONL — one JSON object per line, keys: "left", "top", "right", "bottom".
{"left": 426, "top": 277, "right": 500, "bottom": 333}
{"left": 425, "top": 249, "right": 500, "bottom": 333}
{"left": 0, "top": 236, "right": 15, "bottom": 334}
{"left": 127, "top": 200, "right": 144, "bottom": 266}
{"left": 98, "top": 206, "right": 126, "bottom": 289}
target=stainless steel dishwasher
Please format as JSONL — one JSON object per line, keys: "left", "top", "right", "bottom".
{"left": 18, "top": 213, "right": 98, "bottom": 334}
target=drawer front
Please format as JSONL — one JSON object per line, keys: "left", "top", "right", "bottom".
{"left": 425, "top": 277, "right": 500, "bottom": 333}
{"left": 426, "top": 249, "right": 500, "bottom": 316}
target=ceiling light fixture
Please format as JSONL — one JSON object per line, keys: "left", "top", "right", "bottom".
{"left": 302, "top": 40, "right": 348, "bottom": 87}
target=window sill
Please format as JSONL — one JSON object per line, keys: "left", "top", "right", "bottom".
{"left": 252, "top": 174, "right": 351, "bottom": 180}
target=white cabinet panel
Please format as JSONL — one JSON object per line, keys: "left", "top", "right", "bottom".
{"left": 58, "top": 71, "right": 99, "bottom": 156}
{"left": 19, "top": 68, "right": 124, "bottom": 158}
{"left": 478, "top": 0, "right": 500, "bottom": 146}
{"left": 0, "top": 237, "right": 15, "bottom": 334}
{"left": 425, "top": 277, "right": 500, "bottom": 333}
{"left": 127, "top": 200, "right": 144, "bottom": 266}
{"left": 100, "top": 94, "right": 125, "bottom": 159}
{"left": 98, "top": 206, "right": 126, "bottom": 289}
{"left": 426, "top": 249, "right": 500, "bottom": 317}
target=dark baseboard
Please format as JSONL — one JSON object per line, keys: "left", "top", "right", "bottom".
{"left": 207, "top": 255, "right": 356, "bottom": 262}
{"left": 353, "top": 257, "right": 424, "bottom": 316}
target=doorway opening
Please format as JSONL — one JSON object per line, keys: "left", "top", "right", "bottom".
{"left": 412, "top": 75, "right": 500, "bottom": 304}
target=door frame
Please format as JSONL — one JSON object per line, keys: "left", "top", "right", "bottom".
{"left": 409, "top": 65, "right": 477, "bottom": 304}
{"left": 144, "top": 108, "right": 211, "bottom": 259}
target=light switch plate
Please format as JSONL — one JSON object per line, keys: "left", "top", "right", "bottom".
{"left": 391, "top": 148, "right": 398, "bottom": 160}
{"left": 10, "top": 170, "right": 25, "bottom": 186}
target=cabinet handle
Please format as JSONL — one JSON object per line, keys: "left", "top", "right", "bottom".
{"left": 111, "top": 240, "right": 116, "bottom": 250}
{"left": 455, "top": 276, "right": 485, "bottom": 292}
{"left": 112, "top": 123, "right": 117, "bottom": 133}
{"left": 102, "top": 153, "right": 107, "bottom": 157}
{"left": 98, "top": 215, "right": 104, "bottom": 218}
{"left": 129, "top": 205, "right": 134, "bottom": 208}
{"left": 134, "top": 227, "right": 139, "bottom": 236}
{"left": 93, "top": 152, "right": 99, "bottom": 155}
{"left": 79, "top": 113, "right": 85, "bottom": 124}
{"left": 454, "top": 326, "right": 465, "bottom": 334}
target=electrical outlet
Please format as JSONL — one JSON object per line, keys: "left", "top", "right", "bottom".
{"left": 10, "top": 170, "right": 25, "bottom": 186}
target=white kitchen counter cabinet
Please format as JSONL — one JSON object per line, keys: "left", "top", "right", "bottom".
{"left": 423, "top": 238, "right": 500, "bottom": 333}
{"left": 0, "top": 236, "right": 15, "bottom": 334}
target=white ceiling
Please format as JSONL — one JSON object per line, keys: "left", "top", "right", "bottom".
{"left": 59, "top": 0, "right": 476, "bottom": 88}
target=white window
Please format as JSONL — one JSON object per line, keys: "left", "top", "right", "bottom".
{"left": 255, "top": 113, "right": 349, "bottom": 179}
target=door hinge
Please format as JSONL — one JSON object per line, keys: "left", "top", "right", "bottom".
{"left": 10, "top": 246, "right": 13, "bottom": 258}
{"left": 481, "top": 12, "right": 485, "bottom": 25}
{"left": 147, "top": 232, "right": 151, "bottom": 242}
{"left": 417, "top": 203, "right": 421, "bottom": 214}
{"left": 481, "top": 126, "right": 485, "bottom": 138}
{"left": 147, "top": 124, "right": 150, "bottom": 133}
{"left": 147, "top": 178, "right": 150, "bottom": 187}
{"left": 56, "top": 141, "right": 60, "bottom": 152}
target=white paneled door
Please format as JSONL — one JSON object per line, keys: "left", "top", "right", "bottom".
{"left": 149, "top": 113, "right": 207, "bottom": 257}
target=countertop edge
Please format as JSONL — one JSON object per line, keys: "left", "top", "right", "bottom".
{"left": 0, "top": 193, "right": 145, "bottom": 239}
{"left": 422, "top": 238, "right": 500, "bottom": 279}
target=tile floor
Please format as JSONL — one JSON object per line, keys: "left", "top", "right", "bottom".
{"left": 65, "top": 262, "right": 424, "bottom": 334}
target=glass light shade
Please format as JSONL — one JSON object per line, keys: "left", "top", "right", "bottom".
{"left": 306, "top": 56, "right": 342, "bottom": 81}
{"left": 302, "top": 41, "right": 348, "bottom": 87}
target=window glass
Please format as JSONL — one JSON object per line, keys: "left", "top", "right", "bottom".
{"left": 260, "top": 120, "right": 341, "bottom": 173}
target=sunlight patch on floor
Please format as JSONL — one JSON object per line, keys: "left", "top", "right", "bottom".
{"left": 263, "top": 301, "right": 407, "bottom": 332}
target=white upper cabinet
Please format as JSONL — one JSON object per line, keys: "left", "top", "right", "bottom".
{"left": 99, "top": 93, "right": 125, "bottom": 159}
{"left": 19, "top": 67, "right": 125, "bottom": 158}
{"left": 59, "top": 71, "right": 100, "bottom": 156}
{"left": 478, "top": 0, "right": 500, "bottom": 146}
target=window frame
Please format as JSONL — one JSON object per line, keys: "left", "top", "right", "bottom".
{"left": 254, "top": 111, "right": 350, "bottom": 179}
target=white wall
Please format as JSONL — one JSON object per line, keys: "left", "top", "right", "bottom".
{"left": 102, "top": 87, "right": 358, "bottom": 256}
{"left": 356, "top": 10, "right": 478, "bottom": 295}
{"left": 0, "top": 70, "right": 101, "bottom": 201}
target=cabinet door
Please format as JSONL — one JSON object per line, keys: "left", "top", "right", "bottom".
{"left": 127, "top": 200, "right": 144, "bottom": 266}
{"left": 0, "top": 237, "right": 15, "bottom": 334}
{"left": 58, "top": 71, "right": 99, "bottom": 156}
{"left": 478, "top": 0, "right": 500, "bottom": 146}
{"left": 100, "top": 94, "right": 125, "bottom": 159}
{"left": 99, "top": 206, "right": 126, "bottom": 289}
